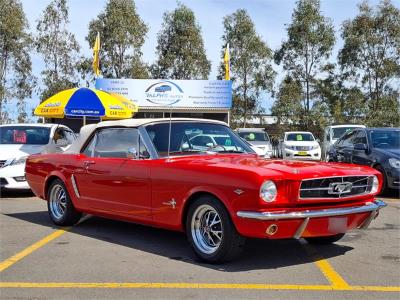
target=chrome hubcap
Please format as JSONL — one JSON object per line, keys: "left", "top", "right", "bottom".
{"left": 49, "top": 184, "right": 67, "bottom": 220}
{"left": 191, "top": 205, "right": 223, "bottom": 254}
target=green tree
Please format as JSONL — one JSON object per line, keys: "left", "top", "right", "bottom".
{"left": 0, "top": 0, "right": 34, "bottom": 122}
{"left": 151, "top": 3, "right": 210, "bottom": 79}
{"left": 87, "top": 0, "right": 149, "bottom": 79}
{"left": 339, "top": 0, "right": 400, "bottom": 126}
{"left": 275, "top": 0, "right": 335, "bottom": 127}
{"left": 219, "top": 9, "right": 275, "bottom": 127}
{"left": 271, "top": 76, "right": 303, "bottom": 132}
{"left": 35, "top": 0, "right": 79, "bottom": 101}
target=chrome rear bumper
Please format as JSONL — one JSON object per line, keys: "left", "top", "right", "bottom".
{"left": 237, "top": 200, "right": 386, "bottom": 239}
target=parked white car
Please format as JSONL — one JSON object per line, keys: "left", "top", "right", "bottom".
{"left": 279, "top": 131, "right": 321, "bottom": 161}
{"left": 322, "top": 124, "right": 366, "bottom": 161}
{"left": 236, "top": 128, "right": 273, "bottom": 158}
{"left": 0, "top": 124, "right": 76, "bottom": 190}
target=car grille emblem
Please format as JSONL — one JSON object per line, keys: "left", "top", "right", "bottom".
{"left": 328, "top": 182, "right": 353, "bottom": 195}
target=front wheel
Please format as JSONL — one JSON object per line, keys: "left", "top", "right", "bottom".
{"left": 47, "top": 179, "right": 82, "bottom": 226}
{"left": 186, "top": 196, "right": 245, "bottom": 263}
{"left": 305, "top": 233, "right": 345, "bottom": 245}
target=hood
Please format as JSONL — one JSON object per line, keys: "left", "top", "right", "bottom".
{"left": 0, "top": 144, "right": 45, "bottom": 161}
{"left": 168, "top": 154, "right": 377, "bottom": 180}
{"left": 284, "top": 141, "right": 319, "bottom": 147}
{"left": 248, "top": 141, "right": 272, "bottom": 148}
{"left": 374, "top": 148, "right": 400, "bottom": 159}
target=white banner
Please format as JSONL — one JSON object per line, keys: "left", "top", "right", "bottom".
{"left": 95, "top": 79, "right": 232, "bottom": 108}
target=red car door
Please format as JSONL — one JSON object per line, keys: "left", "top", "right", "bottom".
{"left": 76, "top": 127, "right": 152, "bottom": 221}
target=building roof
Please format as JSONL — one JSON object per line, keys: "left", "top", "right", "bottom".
{"left": 66, "top": 118, "right": 228, "bottom": 154}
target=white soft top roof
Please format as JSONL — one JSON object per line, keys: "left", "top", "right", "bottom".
{"left": 66, "top": 118, "right": 227, "bottom": 154}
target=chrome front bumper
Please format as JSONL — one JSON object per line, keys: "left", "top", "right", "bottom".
{"left": 237, "top": 200, "right": 386, "bottom": 239}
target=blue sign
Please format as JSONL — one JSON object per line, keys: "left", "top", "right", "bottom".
{"left": 95, "top": 79, "right": 232, "bottom": 109}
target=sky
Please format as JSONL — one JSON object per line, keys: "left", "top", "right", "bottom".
{"left": 7, "top": 0, "right": 397, "bottom": 119}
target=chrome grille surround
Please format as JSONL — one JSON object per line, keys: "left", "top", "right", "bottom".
{"left": 299, "top": 175, "right": 374, "bottom": 200}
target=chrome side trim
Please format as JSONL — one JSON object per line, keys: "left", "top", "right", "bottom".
{"left": 71, "top": 175, "right": 80, "bottom": 198}
{"left": 236, "top": 200, "right": 387, "bottom": 221}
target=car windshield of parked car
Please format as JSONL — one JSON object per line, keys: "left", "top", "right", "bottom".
{"left": 286, "top": 133, "right": 314, "bottom": 142}
{"left": 238, "top": 131, "right": 269, "bottom": 142}
{"left": 332, "top": 127, "right": 359, "bottom": 139}
{"left": 0, "top": 126, "right": 50, "bottom": 145}
{"left": 370, "top": 130, "right": 400, "bottom": 149}
{"left": 145, "top": 122, "right": 254, "bottom": 157}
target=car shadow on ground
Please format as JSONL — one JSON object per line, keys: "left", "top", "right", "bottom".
{"left": 4, "top": 210, "right": 353, "bottom": 272}
{"left": 0, "top": 189, "right": 35, "bottom": 198}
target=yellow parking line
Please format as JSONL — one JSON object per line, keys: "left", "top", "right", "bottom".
{"left": 0, "top": 282, "right": 399, "bottom": 292}
{"left": 300, "top": 241, "right": 351, "bottom": 289}
{"left": 0, "top": 228, "right": 71, "bottom": 272}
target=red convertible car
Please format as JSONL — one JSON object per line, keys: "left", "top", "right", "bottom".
{"left": 25, "top": 118, "right": 386, "bottom": 263}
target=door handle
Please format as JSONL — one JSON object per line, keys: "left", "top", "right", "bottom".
{"left": 83, "top": 160, "right": 95, "bottom": 168}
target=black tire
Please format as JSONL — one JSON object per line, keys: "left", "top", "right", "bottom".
{"left": 375, "top": 165, "right": 388, "bottom": 194}
{"left": 47, "top": 179, "right": 82, "bottom": 226}
{"left": 186, "top": 196, "right": 246, "bottom": 263}
{"left": 305, "top": 233, "right": 345, "bottom": 245}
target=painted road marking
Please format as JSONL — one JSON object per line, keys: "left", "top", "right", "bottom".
{"left": 0, "top": 228, "right": 71, "bottom": 272}
{"left": 300, "top": 240, "right": 351, "bottom": 288}
{"left": 0, "top": 282, "right": 399, "bottom": 292}
{"left": 0, "top": 215, "right": 91, "bottom": 273}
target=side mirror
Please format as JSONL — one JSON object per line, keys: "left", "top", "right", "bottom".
{"left": 354, "top": 143, "right": 368, "bottom": 151}
{"left": 206, "top": 143, "right": 214, "bottom": 147}
{"left": 127, "top": 147, "right": 138, "bottom": 159}
{"left": 181, "top": 142, "right": 190, "bottom": 151}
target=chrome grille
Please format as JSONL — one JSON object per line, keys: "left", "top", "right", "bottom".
{"left": 295, "top": 146, "right": 311, "bottom": 151}
{"left": 0, "top": 160, "right": 6, "bottom": 168}
{"left": 300, "top": 176, "right": 374, "bottom": 199}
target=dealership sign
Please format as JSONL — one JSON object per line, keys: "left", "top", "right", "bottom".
{"left": 95, "top": 79, "right": 232, "bottom": 108}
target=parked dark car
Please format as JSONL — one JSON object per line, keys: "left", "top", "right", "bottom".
{"left": 327, "top": 127, "right": 400, "bottom": 192}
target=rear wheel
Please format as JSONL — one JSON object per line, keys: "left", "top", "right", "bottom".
{"left": 47, "top": 179, "right": 82, "bottom": 226}
{"left": 305, "top": 233, "right": 345, "bottom": 245}
{"left": 186, "top": 196, "right": 245, "bottom": 263}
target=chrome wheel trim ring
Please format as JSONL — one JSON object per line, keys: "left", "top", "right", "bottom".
{"left": 191, "top": 204, "right": 223, "bottom": 254}
{"left": 49, "top": 184, "right": 67, "bottom": 220}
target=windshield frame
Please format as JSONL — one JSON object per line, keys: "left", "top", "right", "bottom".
{"left": 143, "top": 121, "right": 255, "bottom": 158}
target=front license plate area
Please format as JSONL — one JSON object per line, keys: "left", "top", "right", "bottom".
{"left": 297, "top": 151, "right": 308, "bottom": 156}
{"left": 328, "top": 216, "right": 348, "bottom": 233}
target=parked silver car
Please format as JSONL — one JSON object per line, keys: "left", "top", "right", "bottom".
{"left": 236, "top": 128, "right": 272, "bottom": 158}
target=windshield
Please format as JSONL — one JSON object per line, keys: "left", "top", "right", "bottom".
{"left": 286, "top": 133, "right": 314, "bottom": 142}
{"left": 370, "top": 130, "right": 400, "bottom": 149}
{"left": 145, "top": 122, "right": 254, "bottom": 157}
{"left": 332, "top": 127, "right": 360, "bottom": 139}
{"left": 0, "top": 126, "right": 50, "bottom": 145}
{"left": 238, "top": 131, "right": 269, "bottom": 142}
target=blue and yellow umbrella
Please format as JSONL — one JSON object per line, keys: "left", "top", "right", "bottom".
{"left": 34, "top": 87, "right": 138, "bottom": 120}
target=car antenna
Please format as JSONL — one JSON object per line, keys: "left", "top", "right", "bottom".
{"left": 167, "top": 104, "right": 172, "bottom": 158}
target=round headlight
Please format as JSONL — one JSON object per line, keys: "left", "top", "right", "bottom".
{"left": 260, "top": 180, "right": 277, "bottom": 203}
{"left": 371, "top": 175, "right": 379, "bottom": 194}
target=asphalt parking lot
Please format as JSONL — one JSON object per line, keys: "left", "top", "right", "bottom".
{"left": 1, "top": 190, "right": 399, "bottom": 300}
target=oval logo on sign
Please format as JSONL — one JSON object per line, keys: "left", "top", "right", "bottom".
{"left": 145, "top": 81, "right": 184, "bottom": 106}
